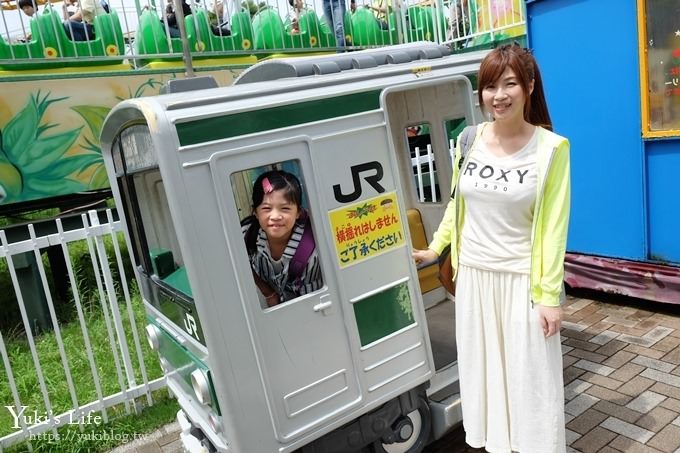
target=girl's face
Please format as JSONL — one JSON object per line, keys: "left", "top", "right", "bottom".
{"left": 255, "top": 190, "right": 300, "bottom": 242}
{"left": 482, "top": 67, "right": 532, "bottom": 123}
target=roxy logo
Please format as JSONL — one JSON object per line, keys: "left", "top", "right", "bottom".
{"left": 463, "top": 162, "right": 529, "bottom": 184}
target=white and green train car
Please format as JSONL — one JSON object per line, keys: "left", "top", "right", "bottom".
{"left": 100, "top": 43, "right": 486, "bottom": 453}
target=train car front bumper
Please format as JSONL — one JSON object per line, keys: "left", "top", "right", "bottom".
{"left": 177, "top": 410, "right": 211, "bottom": 453}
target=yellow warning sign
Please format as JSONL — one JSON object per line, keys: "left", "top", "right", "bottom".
{"left": 329, "top": 192, "right": 405, "bottom": 268}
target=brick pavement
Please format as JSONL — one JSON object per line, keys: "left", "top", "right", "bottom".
{"left": 113, "top": 293, "right": 680, "bottom": 453}
{"left": 108, "top": 422, "right": 182, "bottom": 453}
{"left": 561, "top": 293, "right": 680, "bottom": 453}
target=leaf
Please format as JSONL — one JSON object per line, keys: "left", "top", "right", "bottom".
{"left": 70, "top": 105, "right": 111, "bottom": 141}
{"left": 23, "top": 177, "right": 87, "bottom": 197}
{"left": 33, "top": 154, "right": 103, "bottom": 180}
{"left": 81, "top": 136, "right": 101, "bottom": 154}
{"left": 3, "top": 97, "right": 39, "bottom": 162}
{"left": 0, "top": 153, "right": 23, "bottom": 202}
{"left": 21, "top": 128, "right": 82, "bottom": 173}
{"left": 34, "top": 90, "right": 68, "bottom": 118}
{"left": 88, "top": 164, "right": 110, "bottom": 189}
{"left": 36, "top": 122, "right": 58, "bottom": 137}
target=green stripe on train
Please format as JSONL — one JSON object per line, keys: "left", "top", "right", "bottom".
{"left": 176, "top": 90, "right": 382, "bottom": 146}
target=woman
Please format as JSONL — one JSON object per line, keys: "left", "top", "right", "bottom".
{"left": 413, "top": 44, "right": 570, "bottom": 452}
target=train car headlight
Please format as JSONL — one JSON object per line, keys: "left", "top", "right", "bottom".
{"left": 191, "top": 369, "right": 212, "bottom": 406}
{"left": 146, "top": 324, "right": 161, "bottom": 351}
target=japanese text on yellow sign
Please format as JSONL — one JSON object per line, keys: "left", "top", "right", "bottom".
{"left": 329, "top": 192, "right": 405, "bottom": 267}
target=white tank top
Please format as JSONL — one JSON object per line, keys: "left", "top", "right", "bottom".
{"left": 458, "top": 128, "right": 538, "bottom": 274}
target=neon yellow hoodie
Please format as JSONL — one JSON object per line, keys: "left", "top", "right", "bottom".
{"left": 428, "top": 123, "right": 571, "bottom": 307}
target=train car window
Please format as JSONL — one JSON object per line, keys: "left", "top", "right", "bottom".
{"left": 114, "top": 125, "right": 193, "bottom": 302}
{"left": 231, "top": 160, "right": 324, "bottom": 309}
{"left": 405, "top": 122, "right": 441, "bottom": 202}
{"left": 112, "top": 134, "right": 147, "bottom": 272}
{"left": 353, "top": 281, "right": 414, "bottom": 347}
{"left": 643, "top": 0, "right": 680, "bottom": 133}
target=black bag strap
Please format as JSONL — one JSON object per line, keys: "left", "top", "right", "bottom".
{"left": 450, "top": 125, "right": 478, "bottom": 199}
{"left": 458, "top": 125, "right": 478, "bottom": 170}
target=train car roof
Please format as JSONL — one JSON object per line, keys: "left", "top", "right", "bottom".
{"left": 101, "top": 43, "right": 487, "bottom": 147}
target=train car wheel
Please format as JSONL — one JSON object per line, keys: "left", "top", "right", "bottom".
{"left": 372, "top": 396, "right": 431, "bottom": 453}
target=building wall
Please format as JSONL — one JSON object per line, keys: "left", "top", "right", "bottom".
{"left": 526, "top": 0, "right": 680, "bottom": 264}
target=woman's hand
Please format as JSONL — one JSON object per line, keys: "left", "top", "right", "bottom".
{"left": 412, "top": 248, "right": 438, "bottom": 265}
{"left": 537, "top": 305, "right": 562, "bottom": 338}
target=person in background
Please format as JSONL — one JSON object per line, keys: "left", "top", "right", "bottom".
{"left": 164, "top": 0, "right": 191, "bottom": 38}
{"left": 366, "top": 0, "right": 391, "bottom": 29}
{"left": 211, "top": 0, "right": 231, "bottom": 36}
{"left": 61, "top": 0, "right": 78, "bottom": 19}
{"left": 288, "top": 0, "right": 304, "bottom": 34}
{"left": 322, "top": 0, "right": 346, "bottom": 50}
{"left": 18, "top": 0, "right": 36, "bottom": 17}
{"left": 63, "top": 0, "right": 106, "bottom": 41}
{"left": 17, "top": 0, "right": 37, "bottom": 41}
{"left": 412, "top": 44, "right": 570, "bottom": 452}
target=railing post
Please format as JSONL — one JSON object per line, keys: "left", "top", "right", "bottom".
{"left": 88, "top": 210, "right": 138, "bottom": 399}
{"left": 11, "top": 252, "right": 52, "bottom": 334}
{"left": 173, "top": 0, "right": 195, "bottom": 78}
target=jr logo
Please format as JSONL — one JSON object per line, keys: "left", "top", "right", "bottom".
{"left": 332, "top": 161, "right": 386, "bottom": 203}
{"left": 184, "top": 313, "right": 200, "bottom": 341}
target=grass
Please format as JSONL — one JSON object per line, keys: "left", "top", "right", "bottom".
{"left": 0, "top": 231, "right": 180, "bottom": 452}
{"left": 0, "top": 232, "right": 132, "bottom": 335}
{"left": 0, "top": 290, "right": 180, "bottom": 451}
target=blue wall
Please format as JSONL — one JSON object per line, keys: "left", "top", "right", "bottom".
{"left": 527, "top": 0, "right": 647, "bottom": 261}
{"left": 646, "top": 139, "right": 680, "bottom": 263}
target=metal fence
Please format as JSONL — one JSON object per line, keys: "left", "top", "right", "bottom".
{"left": 411, "top": 137, "right": 457, "bottom": 203}
{"left": 0, "top": 0, "right": 526, "bottom": 67}
{"left": 0, "top": 209, "right": 165, "bottom": 449}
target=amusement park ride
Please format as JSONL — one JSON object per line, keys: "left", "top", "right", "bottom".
{"left": 1, "top": 0, "right": 679, "bottom": 450}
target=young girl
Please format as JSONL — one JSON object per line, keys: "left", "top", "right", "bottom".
{"left": 413, "top": 44, "right": 569, "bottom": 452}
{"left": 242, "top": 170, "right": 323, "bottom": 307}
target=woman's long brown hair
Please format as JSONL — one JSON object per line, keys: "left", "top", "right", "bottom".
{"left": 477, "top": 44, "right": 553, "bottom": 131}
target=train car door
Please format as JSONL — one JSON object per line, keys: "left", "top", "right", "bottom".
{"left": 380, "top": 75, "right": 477, "bottom": 397}
{"left": 210, "top": 137, "right": 360, "bottom": 443}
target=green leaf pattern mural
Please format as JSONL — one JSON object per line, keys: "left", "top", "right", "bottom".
{"left": 0, "top": 91, "right": 93, "bottom": 205}
{"left": 0, "top": 71, "right": 239, "bottom": 206}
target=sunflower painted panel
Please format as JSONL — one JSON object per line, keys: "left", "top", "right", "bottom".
{"left": 0, "top": 68, "right": 242, "bottom": 206}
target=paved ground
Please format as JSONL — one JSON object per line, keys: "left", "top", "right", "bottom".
{"left": 113, "top": 291, "right": 680, "bottom": 453}
{"left": 559, "top": 292, "right": 680, "bottom": 453}
{"left": 108, "top": 422, "right": 182, "bottom": 453}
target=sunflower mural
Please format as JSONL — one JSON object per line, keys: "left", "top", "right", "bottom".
{"left": 0, "top": 92, "right": 108, "bottom": 205}
{"left": 0, "top": 72, "right": 241, "bottom": 207}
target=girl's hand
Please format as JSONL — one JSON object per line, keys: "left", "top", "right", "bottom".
{"left": 412, "top": 248, "right": 438, "bottom": 265}
{"left": 537, "top": 305, "right": 562, "bottom": 338}
{"left": 265, "top": 292, "right": 280, "bottom": 307}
